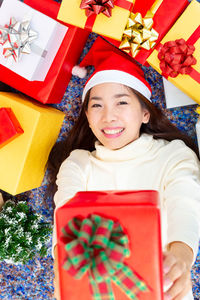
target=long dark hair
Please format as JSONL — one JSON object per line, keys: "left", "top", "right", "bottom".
{"left": 47, "top": 87, "right": 199, "bottom": 198}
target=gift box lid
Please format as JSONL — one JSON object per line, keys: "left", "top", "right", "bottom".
{"left": 0, "top": 0, "right": 89, "bottom": 104}
{"left": 56, "top": 190, "right": 163, "bottom": 300}
{"left": 0, "top": 0, "right": 68, "bottom": 81}
{"left": 0, "top": 91, "right": 65, "bottom": 195}
{"left": 63, "top": 190, "right": 160, "bottom": 208}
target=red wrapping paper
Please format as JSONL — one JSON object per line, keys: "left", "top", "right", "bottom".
{"left": 0, "top": 107, "right": 24, "bottom": 148}
{"left": 56, "top": 190, "right": 163, "bottom": 300}
{"left": 0, "top": 0, "right": 89, "bottom": 104}
{"left": 132, "top": 0, "right": 155, "bottom": 16}
{"left": 106, "top": 0, "right": 188, "bottom": 65}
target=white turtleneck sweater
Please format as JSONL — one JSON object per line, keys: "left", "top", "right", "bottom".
{"left": 53, "top": 134, "right": 200, "bottom": 263}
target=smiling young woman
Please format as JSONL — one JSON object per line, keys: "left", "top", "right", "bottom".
{"left": 85, "top": 82, "right": 150, "bottom": 150}
{"left": 47, "top": 37, "right": 200, "bottom": 300}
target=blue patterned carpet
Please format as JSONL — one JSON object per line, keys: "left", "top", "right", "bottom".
{"left": 0, "top": 4, "right": 200, "bottom": 300}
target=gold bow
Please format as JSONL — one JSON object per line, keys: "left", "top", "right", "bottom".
{"left": 119, "top": 12, "right": 158, "bottom": 57}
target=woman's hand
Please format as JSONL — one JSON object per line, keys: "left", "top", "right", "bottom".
{"left": 163, "top": 242, "right": 193, "bottom": 300}
{"left": 53, "top": 245, "right": 60, "bottom": 300}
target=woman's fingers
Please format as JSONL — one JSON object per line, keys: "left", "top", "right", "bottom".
{"left": 163, "top": 251, "right": 177, "bottom": 275}
{"left": 164, "top": 259, "right": 186, "bottom": 283}
{"left": 164, "top": 270, "right": 191, "bottom": 299}
{"left": 173, "top": 280, "right": 192, "bottom": 300}
{"left": 163, "top": 248, "right": 192, "bottom": 300}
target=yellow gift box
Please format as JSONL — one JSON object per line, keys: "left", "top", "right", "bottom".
{"left": 57, "top": 0, "right": 134, "bottom": 41}
{"left": 0, "top": 92, "right": 65, "bottom": 195}
{"left": 147, "top": 0, "right": 200, "bottom": 104}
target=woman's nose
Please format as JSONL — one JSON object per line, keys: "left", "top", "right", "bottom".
{"left": 102, "top": 107, "right": 117, "bottom": 123}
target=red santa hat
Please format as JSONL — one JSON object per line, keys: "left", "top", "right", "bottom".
{"left": 72, "top": 37, "right": 152, "bottom": 102}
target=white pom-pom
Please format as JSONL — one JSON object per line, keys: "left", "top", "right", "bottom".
{"left": 72, "top": 65, "right": 87, "bottom": 78}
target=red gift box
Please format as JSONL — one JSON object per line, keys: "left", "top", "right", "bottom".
{"left": 0, "top": 0, "right": 89, "bottom": 104}
{"left": 106, "top": 0, "right": 188, "bottom": 65}
{"left": 0, "top": 107, "right": 24, "bottom": 148}
{"left": 56, "top": 190, "right": 163, "bottom": 300}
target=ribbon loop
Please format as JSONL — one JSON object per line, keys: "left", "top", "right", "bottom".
{"left": 158, "top": 38, "right": 197, "bottom": 78}
{"left": 61, "top": 214, "right": 148, "bottom": 300}
{"left": 119, "top": 12, "right": 159, "bottom": 58}
{"left": 0, "top": 16, "right": 38, "bottom": 63}
{"left": 80, "top": 0, "right": 115, "bottom": 17}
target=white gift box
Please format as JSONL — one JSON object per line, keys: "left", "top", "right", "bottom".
{"left": 163, "top": 78, "right": 196, "bottom": 108}
{"left": 0, "top": 0, "right": 68, "bottom": 81}
{"left": 196, "top": 120, "right": 200, "bottom": 155}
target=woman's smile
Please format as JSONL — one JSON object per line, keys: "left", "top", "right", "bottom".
{"left": 101, "top": 127, "right": 125, "bottom": 138}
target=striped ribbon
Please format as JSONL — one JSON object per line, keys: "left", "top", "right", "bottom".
{"left": 61, "top": 214, "right": 148, "bottom": 300}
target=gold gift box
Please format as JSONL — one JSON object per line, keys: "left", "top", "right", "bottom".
{"left": 147, "top": 0, "right": 200, "bottom": 104}
{"left": 0, "top": 92, "right": 64, "bottom": 195}
{"left": 57, "top": 0, "right": 134, "bottom": 41}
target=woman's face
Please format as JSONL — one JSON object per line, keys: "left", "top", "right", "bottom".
{"left": 86, "top": 83, "right": 150, "bottom": 150}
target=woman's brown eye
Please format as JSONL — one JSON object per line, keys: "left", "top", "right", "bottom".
{"left": 91, "top": 104, "right": 101, "bottom": 108}
{"left": 118, "top": 101, "right": 128, "bottom": 105}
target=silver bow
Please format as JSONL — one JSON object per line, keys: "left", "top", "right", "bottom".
{"left": 0, "top": 17, "right": 38, "bottom": 63}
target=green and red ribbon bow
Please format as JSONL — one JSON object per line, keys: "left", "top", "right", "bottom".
{"left": 80, "top": 0, "right": 115, "bottom": 17}
{"left": 158, "top": 38, "right": 197, "bottom": 78}
{"left": 61, "top": 214, "right": 148, "bottom": 300}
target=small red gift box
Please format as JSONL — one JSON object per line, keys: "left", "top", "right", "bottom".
{"left": 0, "top": 0, "right": 89, "bottom": 104}
{"left": 0, "top": 107, "right": 24, "bottom": 148}
{"left": 56, "top": 190, "right": 163, "bottom": 300}
{"left": 106, "top": 0, "right": 188, "bottom": 65}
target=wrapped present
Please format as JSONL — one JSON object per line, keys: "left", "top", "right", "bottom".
{"left": 0, "top": 0, "right": 68, "bottom": 81}
{"left": 163, "top": 77, "right": 196, "bottom": 108}
{"left": 0, "top": 107, "right": 24, "bottom": 148}
{"left": 0, "top": 92, "right": 64, "bottom": 195}
{"left": 106, "top": 0, "right": 188, "bottom": 65}
{"left": 56, "top": 190, "right": 163, "bottom": 300}
{"left": 147, "top": 0, "right": 200, "bottom": 104}
{"left": 57, "top": 0, "right": 156, "bottom": 41}
{"left": 0, "top": 0, "right": 89, "bottom": 104}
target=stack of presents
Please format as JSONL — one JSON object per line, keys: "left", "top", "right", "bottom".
{"left": 0, "top": 0, "right": 200, "bottom": 298}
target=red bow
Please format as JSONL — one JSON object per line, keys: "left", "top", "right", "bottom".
{"left": 158, "top": 38, "right": 197, "bottom": 78}
{"left": 80, "top": 0, "right": 115, "bottom": 17}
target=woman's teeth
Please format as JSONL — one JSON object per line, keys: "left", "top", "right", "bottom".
{"left": 103, "top": 128, "right": 124, "bottom": 134}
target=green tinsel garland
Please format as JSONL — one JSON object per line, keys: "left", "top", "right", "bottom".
{"left": 0, "top": 200, "right": 52, "bottom": 264}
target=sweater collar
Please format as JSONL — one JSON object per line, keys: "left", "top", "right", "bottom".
{"left": 93, "top": 134, "right": 154, "bottom": 162}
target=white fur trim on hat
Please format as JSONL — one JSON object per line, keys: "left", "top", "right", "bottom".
{"left": 82, "top": 70, "right": 152, "bottom": 102}
{"left": 72, "top": 65, "right": 87, "bottom": 78}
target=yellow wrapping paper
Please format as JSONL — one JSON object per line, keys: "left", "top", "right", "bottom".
{"left": 57, "top": 0, "right": 134, "bottom": 41}
{"left": 147, "top": 0, "right": 200, "bottom": 104}
{"left": 0, "top": 92, "right": 65, "bottom": 195}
